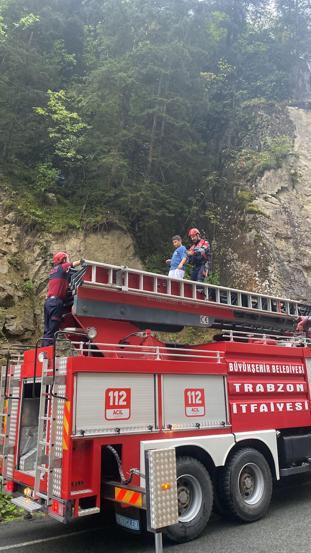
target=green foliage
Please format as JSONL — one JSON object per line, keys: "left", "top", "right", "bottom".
{"left": 0, "top": 492, "right": 22, "bottom": 521}
{"left": 35, "top": 90, "right": 87, "bottom": 162}
{"left": 236, "top": 190, "right": 256, "bottom": 209}
{"left": 34, "top": 162, "right": 60, "bottom": 193}
{"left": 234, "top": 136, "right": 293, "bottom": 181}
{"left": 206, "top": 270, "right": 221, "bottom": 286}
{"left": 0, "top": 0, "right": 308, "bottom": 261}
{"left": 53, "top": 39, "right": 77, "bottom": 71}
{"left": 144, "top": 253, "right": 167, "bottom": 274}
{"left": 246, "top": 204, "right": 268, "bottom": 216}
{"left": 22, "top": 279, "right": 35, "bottom": 298}
{"left": 16, "top": 13, "right": 39, "bottom": 29}
{"left": 159, "top": 326, "right": 216, "bottom": 346}
{"left": 0, "top": 15, "right": 6, "bottom": 41}
{"left": 236, "top": 189, "right": 268, "bottom": 216}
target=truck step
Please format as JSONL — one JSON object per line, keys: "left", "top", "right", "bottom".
{"left": 11, "top": 496, "right": 42, "bottom": 512}
{"left": 280, "top": 463, "right": 311, "bottom": 477}
{"left": 78, "top": 506, "right": 100, "bottom": 517}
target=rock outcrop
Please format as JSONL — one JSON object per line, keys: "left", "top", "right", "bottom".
{"left": 0, "top": 215, "right": 142, "bottom": 345}
{"left": 217, "top": 106, "right": 311, "bottom": 302}
{"left": 253, "top": 108, "right": 311, "bottom": 300}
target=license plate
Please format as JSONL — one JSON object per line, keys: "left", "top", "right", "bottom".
{"left": 115, "top": 513, "right": 140, "bottom": 531}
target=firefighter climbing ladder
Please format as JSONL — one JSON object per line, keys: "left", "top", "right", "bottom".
{"left": 34, "top": 356, "right": 67, "bottom": 506}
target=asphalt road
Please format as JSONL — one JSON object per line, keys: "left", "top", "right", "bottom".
{"left": 1, "top": 475, "right": 311, "bottom": 553}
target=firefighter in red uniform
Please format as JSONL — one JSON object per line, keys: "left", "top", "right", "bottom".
{"left": 187, "top": 228, "right": 210, "bottom": 282}
{"left": 42, "top": 252, "right": 83, "bottom": 346}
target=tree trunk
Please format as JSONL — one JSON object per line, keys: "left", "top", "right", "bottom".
{"left": 147, "top": 72, "right": 163, "bottom": 175}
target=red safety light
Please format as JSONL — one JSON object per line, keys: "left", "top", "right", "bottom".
{"left": 52, "top": 500, "right": 59, "bottom": 513}
{"left": 5, "top": 481, "right": 14, "bottom": 493}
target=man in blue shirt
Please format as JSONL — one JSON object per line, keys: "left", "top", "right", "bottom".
{"left": 166, "top": 235, "right": 187, "bottom": 279}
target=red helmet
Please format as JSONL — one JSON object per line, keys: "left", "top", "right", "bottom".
{"left": 53, "top": 251, "right": 68, "bottom": 265}
{"left": 188, "top": 227, "right": 200, "bottom": 238}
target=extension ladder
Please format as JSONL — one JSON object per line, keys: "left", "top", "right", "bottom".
{"left": 76, "top": 261, "right": 310, "bottom": 319}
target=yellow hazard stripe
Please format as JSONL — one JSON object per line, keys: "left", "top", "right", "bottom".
{"left": 62, "top": 401, "right": 71, "bottom": 451}
{"left": 2, "top": 400, "right": 8, "bottom": 433}
{"left": 63, "top": 416, "right": 69, "bottom": 435}
{"left": 114, "top": 487, "right": 143, "bottom": 507}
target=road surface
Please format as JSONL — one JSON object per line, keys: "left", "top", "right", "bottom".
{"left": 1, "top": 475, "right": 311, "bottom": 553}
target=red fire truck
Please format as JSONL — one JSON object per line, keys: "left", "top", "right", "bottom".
{"left": 1, "top": 261, "right": 311, "bottom": 543}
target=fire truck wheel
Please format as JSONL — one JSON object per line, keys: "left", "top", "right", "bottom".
{"left": 164, "top": 456, "right": 213, "bottom": 543}
{"left": 222, "top": 448, "right": 272, "bottom": 522}
{"left": 213, "top": 469, "right": 231, "bottom": 517}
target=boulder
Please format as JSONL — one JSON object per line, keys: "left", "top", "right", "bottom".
{"left": 4, "top": 312, "right": 35, "bottom": 337}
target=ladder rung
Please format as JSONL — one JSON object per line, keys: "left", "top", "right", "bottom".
{"left": 43, "top": 375, "right": 66, "bottom": 385}
{"left": 37, "top": 465, "right": 49, "bottom": 472}
{"left": 42, "top": 369, "right": 54, "bottom": 381}
{"left": 35, "top": 491, "right": 48, "bottom": 500}
{"left": 91, "top": 265, "right": 96, "bottom": 284}
{"left": 39, "top": 440, "right": 51, "bottom": 447}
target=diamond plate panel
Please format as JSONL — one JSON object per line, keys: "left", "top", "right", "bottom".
{"left": 145, "top": 448, "right": 178, "bottom": 530}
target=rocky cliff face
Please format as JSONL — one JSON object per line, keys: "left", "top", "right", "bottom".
{"left": 252, "top": 108, "right": 311, "bottom": 300}
{"left": 0, "top": 213, "right": 142, "bottom": 346}
{"left": 218, "top": 106, "right": 311, "bottom": 302}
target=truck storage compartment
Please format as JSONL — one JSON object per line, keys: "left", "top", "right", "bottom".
{"left": 162, "top": 374, "right": 228, "bottom": 429}
{"left": 279, "top": 432, "right": 311, "bottom": 465}
{"left": 73, "top": 373, "right": 156, "bottom": 436}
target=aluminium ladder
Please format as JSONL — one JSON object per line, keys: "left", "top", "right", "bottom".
{"left": 34, "top": 356, "right": 67, "bottom": 506}
{"left": 0, "top": 353, "right": 22, "bottom": 482}
{"left": 74, "top": 261, "right": 311, "bottom": 320}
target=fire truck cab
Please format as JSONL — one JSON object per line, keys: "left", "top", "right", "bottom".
{"left": 1, "top": 261, "right": 311, "bottom": 543}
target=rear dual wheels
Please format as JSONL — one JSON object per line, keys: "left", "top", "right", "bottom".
{"left": 165, "top": 456, "right": 213, "bottom": 543}
{"left": 165, "top": 448, "right": 272, "bottom": 543}
{"left": 221, "top": 448, "right": 273, "bottom": 522}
